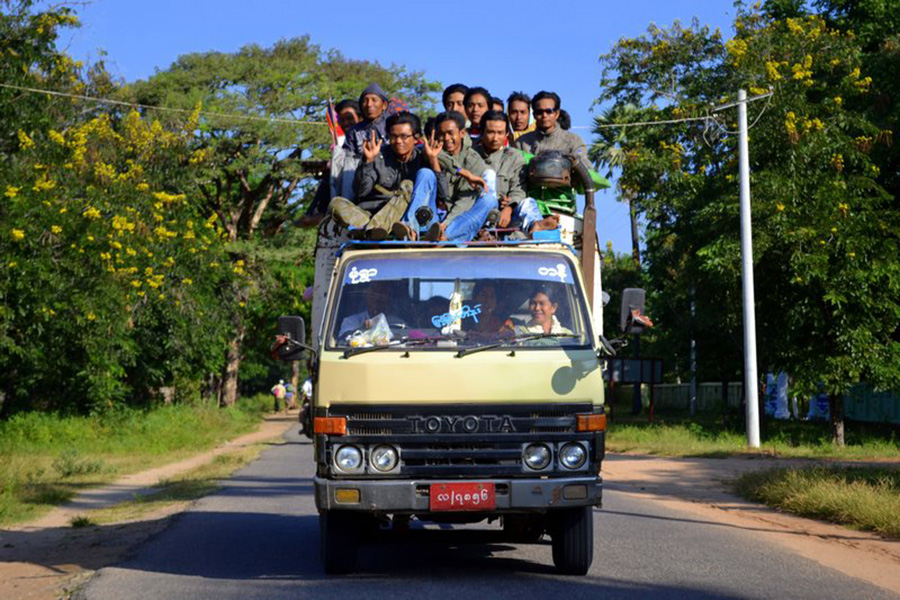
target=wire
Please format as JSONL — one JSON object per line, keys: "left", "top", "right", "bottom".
{"left": 0, "top": 82, "right": 327, "bottom": 126}
{"left": 582, "top": 114, "right": 713, "bottom": 130}
{"left": 573, "top": 91, "right": 774, "bottom": 132}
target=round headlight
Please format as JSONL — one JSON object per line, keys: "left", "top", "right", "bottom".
{"left": 523, "top": 443, "right": 552, "bottom": 470}
{"left": 369, "top": 445, "right": 399, "bottom": 472}
{"left": 334, "top": 445, "right": 362, "bottom": 472}
{"left": 558, "top": 442, "right": 587, "bottom": 469}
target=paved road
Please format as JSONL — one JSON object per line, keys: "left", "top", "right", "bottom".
{"left": 78, "top": 426, "right": 896, "bottom": 600}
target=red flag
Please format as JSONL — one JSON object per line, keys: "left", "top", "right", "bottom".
{"left": 326, "top": 99, "right": 343, "bottom": 147}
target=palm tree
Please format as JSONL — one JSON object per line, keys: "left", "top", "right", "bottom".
{"left": 590, "top": 104, "right": 642, "bottom": 268}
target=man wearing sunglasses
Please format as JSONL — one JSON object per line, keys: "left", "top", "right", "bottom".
{"left": 329, "top": 112, "right": 442, "bottom": 240}
{"left": 513, "top": 91, "right": 587, "bottom": 163}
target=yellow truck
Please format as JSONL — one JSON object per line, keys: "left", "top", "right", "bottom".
{"left": 278, "top": 242, "right": 622, "bottom": 574}
{"left": 275, "top": 161, "right": 630, "bottom": 575}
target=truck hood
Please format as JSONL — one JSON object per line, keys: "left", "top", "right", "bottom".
{"left": 316, "top": 348, "right": 604, "bottom": 407}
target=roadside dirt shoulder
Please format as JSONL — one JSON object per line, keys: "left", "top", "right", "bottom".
{"left": 604, "top": 453, "right": 900, "bottom": 595}
{"left": 0, "top": 412, "right": 297, "bottom": 600}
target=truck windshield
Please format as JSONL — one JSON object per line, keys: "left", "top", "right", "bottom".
{"left": 327, "top": 251, "right": 591, "bottom": 351}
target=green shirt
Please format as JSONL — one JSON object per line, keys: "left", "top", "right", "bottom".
{"left": 476, "top": 144, "right": 527, "bottom": 204}
{"left": 438, "top": 146, "right": 488, "bottom": 203}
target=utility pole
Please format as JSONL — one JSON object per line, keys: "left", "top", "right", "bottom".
{"left": 690, "top": 289, "right": 696, "bottom": 417}
{"left": 737, "top": 89, "right": 761, "bottom": 448}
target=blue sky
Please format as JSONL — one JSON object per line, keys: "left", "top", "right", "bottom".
{"left": 58, "top": 0, "right": 738, "bottom": 254}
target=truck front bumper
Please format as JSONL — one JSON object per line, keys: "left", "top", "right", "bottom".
{"left": 314, "top": 475, "right": 602, "bottom": 512}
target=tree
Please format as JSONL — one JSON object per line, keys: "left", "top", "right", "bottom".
{"left": 595, "top": 8, "right": 900, "bottom": 444}
{"left": 590, "top": 105, "right": 646, "bottom": 267}
{"left": 0, "top": 109, "right": 234, "bottom": 414}
{"left": 121, "top": 39, "right": 440, "bottom": 405}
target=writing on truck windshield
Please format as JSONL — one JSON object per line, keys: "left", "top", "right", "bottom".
{"left": 327, "top": 253, "right": 591, "bottom": 350}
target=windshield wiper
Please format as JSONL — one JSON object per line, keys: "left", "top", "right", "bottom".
{"left": 455, "top": 332, "right": 580, "bottom": 358}
{"left": 341, "top": 334, "right": 457, "bottom": 358}
{"left": 342, "top": 339, "right": 406, "bottom": 359}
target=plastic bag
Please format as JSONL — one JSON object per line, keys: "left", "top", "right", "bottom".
{"left": 346, "top": 313, "right": 393, "bottom": 347}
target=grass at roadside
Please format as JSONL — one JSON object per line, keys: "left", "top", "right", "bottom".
{"left": 734, "top": 466, "right": 900, "bottom": 538}
{"left": 0, "top": 394, "right": 272, "bottom": 526}
{"left": 84, "top": 443, "right": 270, "bottom": 525}
{"left": 606, "top": 409, "right": 900, "bottom": 459}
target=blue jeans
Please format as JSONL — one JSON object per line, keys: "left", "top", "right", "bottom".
{"left": 444, "top": 170, "right": 498, "bottom": 241}
{"left": 403, "top": 169, "right": 440, "bottom": 231}
{"left": 510, "top": 197, "right": 543, "bottom": 232}
{"left": 402, "top": 169, "right": 499, "bottom": 241}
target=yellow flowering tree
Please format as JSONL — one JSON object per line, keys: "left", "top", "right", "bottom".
{"left": 0, "top": 109, "right": 236, "bottom": 413}
{"left": 593, "top": 4, "right": 900, "bottom": 444}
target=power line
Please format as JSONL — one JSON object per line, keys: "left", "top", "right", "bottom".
{"left": 0, "top": 82, "right": 328, "bottom": 126}
{"left": 574, "top": 91, "right": 774, "bottom": 132}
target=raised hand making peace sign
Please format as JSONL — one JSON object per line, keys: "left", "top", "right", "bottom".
{"left": 362, "top": 129, "right": 383, "bottom": 163}
{"left": 422, "top": 130, "right": 443, "bottom": 171}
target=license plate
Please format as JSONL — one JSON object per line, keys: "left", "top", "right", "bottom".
{"left": 429, "top": 482, "right": 496, "bottom": 511}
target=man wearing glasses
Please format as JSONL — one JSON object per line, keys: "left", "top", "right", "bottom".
{"left": 513, "top": 91, "right": 587, "bottom": 164}
{"left": 329, "top": 112, "right": 443, "bottom": 240}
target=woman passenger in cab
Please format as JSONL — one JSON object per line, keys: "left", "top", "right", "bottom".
{"left": 507, "top": 285, "right": 572, "bottom": 336}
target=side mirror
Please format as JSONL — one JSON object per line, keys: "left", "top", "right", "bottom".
{"left": 278, "top": 315, "right": 306, "bottom": 346}
{"left": 620, "top": 288, "right": 648, "bottom": 335}
{"left": 274, "top": 315, "right": 312, "bottom": 362}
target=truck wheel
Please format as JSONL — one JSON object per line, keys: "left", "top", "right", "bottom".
{"left": 319, "top": 510, "right": 359, "bottom": 574}
{"left": 550, "top": 506, "right": 594, "bottom": 575}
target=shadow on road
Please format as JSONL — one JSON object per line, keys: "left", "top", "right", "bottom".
{"left": 87, "top": 510, "right": 746, "bottom": 600}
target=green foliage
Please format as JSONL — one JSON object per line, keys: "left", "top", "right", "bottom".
{"left": 0, "top": 109, "right": 235, "bottom": 412}
{"left": 0, "top": 396, "right": 268, "bottom": 524}
{"left": 735, "top": 466, "right": 900, "bottom": 537}
{"left": 0, "top": 0, "right": 440, "bottom": 411}
{"left": 52, "top": 449, "right": 104, "bottom": 478}
{"left": 608, "top": 411, "right": 900, "bottom": 458}
{"left": 594, "top": 8, "right": 900, "bottom": 400}
{"left": 124, "top": 38, "right": 440, "bottom": 242}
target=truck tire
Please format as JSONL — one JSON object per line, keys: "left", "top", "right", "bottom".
{"left": 319, "top": 510, "right": 359, "bottom": 574}
{"left": 550, "top": 506, "right": 594, "bottom": 575}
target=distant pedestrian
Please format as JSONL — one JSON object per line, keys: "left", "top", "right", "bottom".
{"left": 271, "top": 379, "right": 287, "bottom": 413}
{"left": 285, "top": 382, "right": 297, "bottom": 410}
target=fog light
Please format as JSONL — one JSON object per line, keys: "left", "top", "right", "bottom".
{"left": 334, "top": 445, "right": 362, "bottom": 472}
{"left": 334, "top": 488, "right": 360, "bottom": 503}
{"left": 558, "top": 442, "right": 587, "bottom": 470}
{"left": 369, "top": 445, "right": 399, "bottom": 472}
{"left": 523, "top": 443, "right": 552, "bottom": 470}
{"left": 563, "top": 484, "right": 588, "bottom": 500}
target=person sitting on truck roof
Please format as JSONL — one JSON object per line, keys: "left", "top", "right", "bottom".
{"left": 513, "top": 91, "right": 587, "bottom": 165}
{"left": 336, "top": 99, "right": 361, "bottom": 141}
{"left": 464, "top": 86, "right": 491, "bottom": 141}
{"left": 475, "top": 110, "right": 558, "bottom": 238}
{"left": 507, "top": 285, "right": 573, "bottom": 336}
{"left": 507, "top": 91, "right": 535, "bottom": 141}
{"left": 394, "top": 111, "right": 498, "bottom": 242}
{"left": 328, "top": 112, "right": 442, "bottom": 240}
{"left": 342, "top": 83, "right": 390, "bottom": 159}
{"left": 442, "top": 83, "right": 468, "bottom": 116}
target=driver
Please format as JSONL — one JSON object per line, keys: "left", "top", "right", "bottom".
{"left": 338, "top": 280, "right": 409, "bottom": 340}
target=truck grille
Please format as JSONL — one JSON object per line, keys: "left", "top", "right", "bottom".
{"left": 323, "top": 403, "right": 595, "bottom": 478}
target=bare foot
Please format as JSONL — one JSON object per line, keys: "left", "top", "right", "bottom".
{"left": 529, "top": 214, "right": 560, "bottom": 235}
